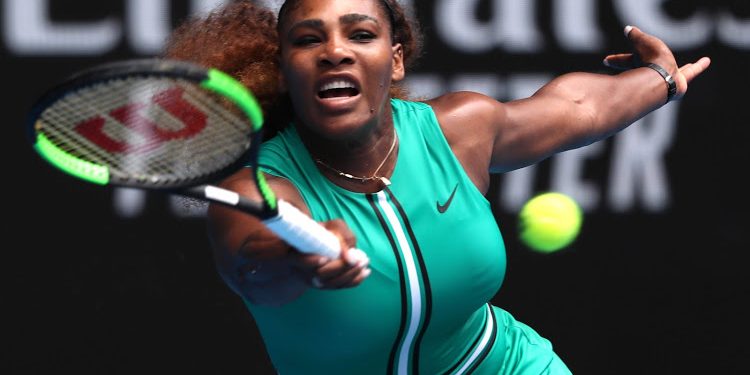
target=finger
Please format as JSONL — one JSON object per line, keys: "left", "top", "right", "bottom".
{"left": 342, "top": 247, "right": 370, "bottom": 267}
{"left": 315, "top": 257, "right": 356, "bottom": 277}
{"left": 322, "top": 219, "right": 357, "bottom": 252}
{"left": 310, "top": 260, "right": 342, "bottom": 288}
{"left": 314, "top": 266, "right": 371, "bottom": 289}
{"left": 603, "top": 53, "right": 636, "bottom": 70}
{"left": 312, "top": 254, "right": 367, "bottom": 284}
{"left": 322, "top": 220, "right": 371, "bottom": 265}
{"left": 624, "top": 25, "right": 635, "bottom": 38}
{"left": 291, "top": 252, "right": 332, "bottom": 271}
{"left": 624, "top": 24, "right": 644, "bottom": 41}
{"left": 679, "top": 57, "right": 711, "bottom": 83}
{"left": 622, "top": 24, "right": 675, "bottom": 66}
{"left": 330, "top": 266, "right": 372, "bottom": 289}
{"left": 622, "top": 25, "right": 659, "bottom": 58}
{"left": 311, "top": 276, "right": 325, "bottom": 289}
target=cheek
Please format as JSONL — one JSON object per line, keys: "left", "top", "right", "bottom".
{"left": 281, "top": 51, "right": 312, "bottom": 84}
{"left": 281, "top": 68, "right": 315, "bottom": 109}
{"left": 380, "top": 50, "right": 399, "bottom": 83}
{"left": 282, "top": 64, "right": 306, "bottom": 88}
{"left": 370, "top": 60, "right": 395, "bottom": 93}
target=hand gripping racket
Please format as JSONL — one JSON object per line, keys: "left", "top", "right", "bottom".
{"left": 27, "top": 58, "right": 341, "bottom": 259}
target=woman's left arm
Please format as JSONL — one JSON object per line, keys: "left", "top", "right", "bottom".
{"left": 490, "top": 25, "right": 710, "bottom": 172}
{"left": 432, "top": 25, "right": 710, "bottom": 193}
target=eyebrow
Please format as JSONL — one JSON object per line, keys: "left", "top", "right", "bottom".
{"left": 340, "top": 13, "right": 379, "bottom": 26}
{"left": 288, "top": 13, "right": 380, "bottom": 33}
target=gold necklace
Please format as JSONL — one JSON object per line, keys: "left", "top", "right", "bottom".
{"left": 315, "top": 132, "right": 398, "bottom": 186}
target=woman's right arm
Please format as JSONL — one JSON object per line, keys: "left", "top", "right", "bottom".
{"left": 206, "top": 168, "right": 370, "bottom": 307}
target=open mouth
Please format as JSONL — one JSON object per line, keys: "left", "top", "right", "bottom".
{"left": 318, "top": 80, "right": 360, "bottom": 99}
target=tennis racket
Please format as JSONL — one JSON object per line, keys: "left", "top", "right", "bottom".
{"left": 26, "top": 58, "right": 341, "bottom": 259}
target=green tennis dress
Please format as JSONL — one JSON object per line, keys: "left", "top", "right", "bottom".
{"left": 253, "top": 99, "right": 571, "bottom": 375}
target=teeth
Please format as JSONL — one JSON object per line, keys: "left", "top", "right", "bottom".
{"left": 320, "top": 80, "right": 356, "bottom": 92}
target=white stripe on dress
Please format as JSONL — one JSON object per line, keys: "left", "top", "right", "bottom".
{"left": 453, "top": 304, "right": 494, "bottom": 375}
{"left": 376, "top": 191, "right": 423, "bottom": 375}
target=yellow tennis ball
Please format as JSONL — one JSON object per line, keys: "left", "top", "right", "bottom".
{"left": 518, "top": 192, "right": 582, "bottom": 253}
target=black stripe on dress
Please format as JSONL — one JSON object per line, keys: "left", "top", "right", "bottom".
{"left": 385, "top": 187, "right": 433, "bottom": 375}
{"left": 465, "top": 305, "right": 498, "bottom": 374}
{"left": 441, "top": 311, "right": 488, "bottom": 375}
{"left": 367, "top": 193, "right": 408, "bottom": 375}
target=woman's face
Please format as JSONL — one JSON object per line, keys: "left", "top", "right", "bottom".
{"left": 278, "top": 0, "right": 404, "bottom": 140}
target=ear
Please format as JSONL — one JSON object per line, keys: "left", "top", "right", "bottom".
{"left": 391, "top": 43, "right": 405, "bottom": 82}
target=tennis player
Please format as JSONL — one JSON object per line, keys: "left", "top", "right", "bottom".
{"left": 163, "top": 0, "right": 710, "bottom": 373}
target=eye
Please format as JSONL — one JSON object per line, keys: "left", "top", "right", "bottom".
{"left": 293, "top": 35, "right": 321, "bottom": 46}
{"left": 351, "top": 31, "right": 375, "bottom": 42}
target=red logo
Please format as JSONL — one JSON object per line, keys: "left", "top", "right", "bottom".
{"left": 74, "top": 87, "right": 207, "bottom": 154}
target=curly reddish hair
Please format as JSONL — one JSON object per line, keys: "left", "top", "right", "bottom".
{"left": 163, "top": 0, "right": 423, "bottom": 138}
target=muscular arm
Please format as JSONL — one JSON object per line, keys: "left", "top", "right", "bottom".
{"left": 206, "top": 168, "right": 369, "bottom": 306}
{"left": 430, "top": 26, "right": 710, "bottom": 194}
{"left": 494, "top": 66, "right": 670, "bottom": 170}
{"left": 206, "top": 168, "right": 313, "bottom": 306}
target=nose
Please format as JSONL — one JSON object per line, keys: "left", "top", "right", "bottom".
{"left": 320, "top": 36, "right": 354, "bottom": 66}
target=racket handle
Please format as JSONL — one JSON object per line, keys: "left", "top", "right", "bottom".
{"left": 263, "top": 199, "right": 342, "bottom": 259}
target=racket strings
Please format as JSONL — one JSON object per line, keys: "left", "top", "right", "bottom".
{"left": 179, "top": 84, "right": 252, "bottom": 169}
{"left": 37, "top": 76, "right": 253, "bottom": 187}
{"left": 40, "top": 81, "right": 126, "bottom": 164}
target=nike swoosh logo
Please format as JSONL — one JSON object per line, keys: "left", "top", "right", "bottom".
{"left": 437, "top": 183, "right": 459, "bottom": 213}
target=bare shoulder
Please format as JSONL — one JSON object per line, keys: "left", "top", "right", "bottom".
{"left": 422, "top": 91, "right": 506, "bottom": 193}
{"left": 265, "top": 174, "right": 309, "bottom": 215}
{"left": 425, "top": 91, "right": 507, "bottom": 138}
{"left": 425, "top": 91, "right": 505, "bottom": 118}
{"left": 423, "top": 91, "right": 506, "bottom": 145}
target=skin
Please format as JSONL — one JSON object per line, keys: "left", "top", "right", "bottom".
{"left": 279, "top": 0, "right": 405, "bottom": 189}
{"left": 432, "top": 25, "right": 711, "bottom": 194}
{"left": 207, "top": 0, "right": 711, "bottom": 306}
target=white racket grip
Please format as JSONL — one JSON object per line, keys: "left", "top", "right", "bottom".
{"left": 263, "top": 199, "right": 341, "bottom": 259}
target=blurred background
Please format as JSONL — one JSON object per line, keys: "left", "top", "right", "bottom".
{"left": 4, "top": 0, "right": 748, "bottom": 374}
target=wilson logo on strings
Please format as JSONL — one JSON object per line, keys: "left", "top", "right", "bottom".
{"left": 74, "top": 87, "right": 207, "bottom": 154}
